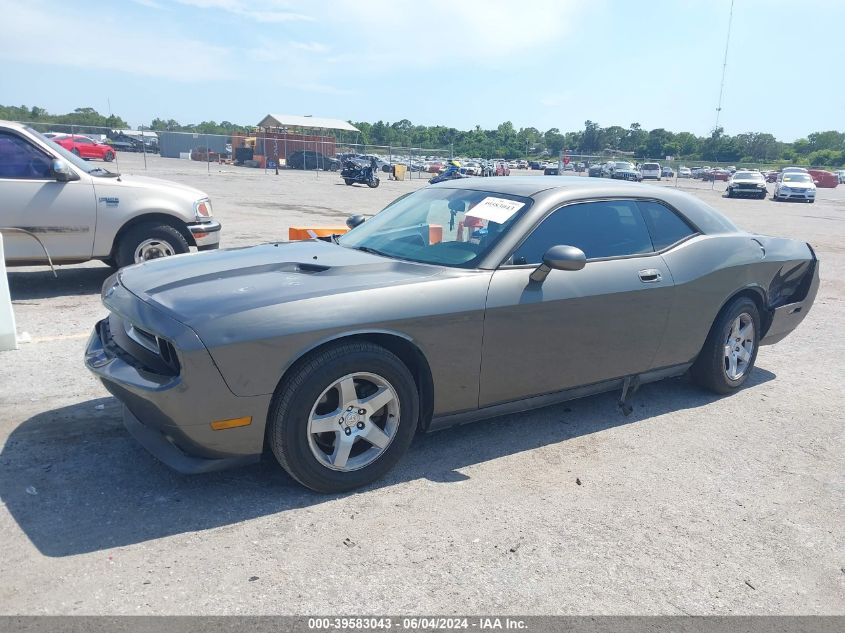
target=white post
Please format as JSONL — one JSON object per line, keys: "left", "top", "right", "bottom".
{"left": 0, "top": 234, "right": 19, "bottom": 351}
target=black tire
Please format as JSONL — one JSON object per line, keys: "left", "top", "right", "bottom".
{"left": 726, "top": 190, "right": 733, "bottom": 198}
{"left": 344, "top": 178, "right": 354, "bottom": 186}
{"left": 115, "top": 222, "right": 190, "bottom": 268}
{"left": 809, "top": 199, "right": 815, "bottom": 204}
{"left": 268, "top": 341, "right": 419, "bottom": 493}
{"left": 758, "top": 193, "right": 766, "bottom": 199}
{"left": 691, "top": 296, "right": 761, "bottom": 394}
{"left": 104, "top": 151, "right": 115, "bottom": 162}
{"left": 367, "top": 178, "right": 380, "bottom": 188}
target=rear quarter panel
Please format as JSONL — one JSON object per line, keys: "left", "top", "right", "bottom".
{"left": 651, "top": 234, "right": 813, "bottom": 368}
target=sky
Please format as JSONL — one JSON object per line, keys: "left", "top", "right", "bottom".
{"left": 0, "top": 0, "right": 842, "bottom": 141}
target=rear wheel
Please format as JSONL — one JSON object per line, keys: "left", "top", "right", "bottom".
{"left": 72, "top": 148, "right": 80, "bottom": 157}
{"left": 268, "top": 341, "right": 419, "bottom": 493}
{"left": 115, "top": 222, "right": 190, "bottom": 268}
{"left": 691, "top": 296, "right": 760, "bottom": 394}
{"left": 104, "top": 151, "right": 115, "bottom": 162}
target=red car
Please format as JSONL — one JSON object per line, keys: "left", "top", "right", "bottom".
{"left": 702, "top": 168, "right": 730, "bottom": 182}
{"left": 808, "top": 169, "right": 839, "bottom": 188}
{"left": 52, "top": 134, "right": 116, "bottom": 161}
{"left": 494, "top": 161, "right": 510, "bottom": 176}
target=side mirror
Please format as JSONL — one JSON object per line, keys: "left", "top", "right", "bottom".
{"left": 529, "top": 245, "right": 586, "bottom": 283}
{"left": 346, "top": 214, "right": 366, "bottom": 229}
{"left": 52, "top": 159, "right": 78, "bottom": 182}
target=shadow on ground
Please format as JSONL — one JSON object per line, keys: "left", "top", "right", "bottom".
{"left": 8, "top": 266, "right": 113, "bottom": 301}
{"left": 0, "top": 369, "right": 774, "bottom": 557}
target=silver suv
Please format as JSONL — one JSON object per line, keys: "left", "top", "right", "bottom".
{"left": 0, "top": 120, "right": 220, "bottom": 268}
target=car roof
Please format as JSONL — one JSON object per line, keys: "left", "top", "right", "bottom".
{"left": 430, "top": 176, "right": 738, "bottom": 235}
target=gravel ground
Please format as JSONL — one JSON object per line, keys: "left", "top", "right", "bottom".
{"left": 1, "top": 154, "right": 843, "bottom": 615}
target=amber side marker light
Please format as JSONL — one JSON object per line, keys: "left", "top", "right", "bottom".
{"left": 211, "top": 416, "right": 252, "bottom": 430}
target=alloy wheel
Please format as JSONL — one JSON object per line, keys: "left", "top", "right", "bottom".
{"left": 307, "top": 372, "right": 400, "bottom": 472}
{"left": 133, "top": 238, "right": 176, "bottom": 263}
{"left": 723, "top": 313, "right": 755, "bottom": 380}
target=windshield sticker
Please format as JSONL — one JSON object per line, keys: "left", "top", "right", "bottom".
{"left": 466, "top": 197, "right": 525, "bottom": 224}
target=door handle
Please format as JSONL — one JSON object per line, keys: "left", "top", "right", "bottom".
{"left": 638, "top": 268, "right": 662, "bottom": 283}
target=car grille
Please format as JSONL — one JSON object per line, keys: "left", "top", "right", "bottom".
{"left": 103, "top": 313, "right": 181, "bottom": 376}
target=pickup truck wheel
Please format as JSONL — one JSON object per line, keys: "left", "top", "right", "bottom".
{"left": 115, "top": 223, "right": 189, "bottom": 268}
{"left": 691, "top": 296, "right": 760, "bottom": 394}
{"left": 268, "top": 341, "right": 419, "bottom": 493}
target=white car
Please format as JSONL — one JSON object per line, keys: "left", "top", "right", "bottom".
{"left": 640, "top": 162, "right": 662, "bottom": 180}
{"left": 0, "top": 120, "right": 221, "bottom": 268}
{"left": 679, "top": 167, "right": 692, "bottom": 178}
{"left": 773, "top": 171, "right": 816, "bottom": 203}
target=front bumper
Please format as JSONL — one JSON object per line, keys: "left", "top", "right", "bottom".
{"left": 729, "top": 186, "right": 767, "bottom": 197}
{"left": 776, "top": 189, "right": 816, "bottom": 201}
{"left": 188, "top": 219, "right": 221, "bottom": 250}
{"left": 84, "top": 281, "right": 270, "bottom": 473}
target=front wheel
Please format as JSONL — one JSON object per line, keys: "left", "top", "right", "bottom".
{"left": 344, "top": 178, "right": 354, "bottom": 185}
{"left": 691, "top": 296, "right": 760, "bottom": 394}
{"left": 114, "top": 222, "right": 190, "bottom": 268}
{"left": 367, "top": 177, "right": 380, "bottom": 188}
{"left": 268, "top": 341, "right": 419, "bottom": 493}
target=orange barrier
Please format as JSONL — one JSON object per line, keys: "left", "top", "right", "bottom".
{"left": 289, "top": 224, "right": 442, "bottom": 243}
{"left": 288, "top": 227, "right": 349, "bottom": 241}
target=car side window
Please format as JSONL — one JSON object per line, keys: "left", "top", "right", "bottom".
{"left": 511, "top": 200, "right": 654, "bottom": 265}
{"left": 74, "top": 137, "right": 92, "bottom": 144}
{"left": 0, "top": 132, "right": 54, "bottom": 179}
{"left": 636, "top": 200, "right": 696, "bottom": 250}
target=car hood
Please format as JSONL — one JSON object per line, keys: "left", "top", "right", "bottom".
{"left": 117, "top": 240, "right": 444, "bottom": 328}
{"left": 95, "top": 174, "right": 207, "bottom": 199}
{"left": 731, "top": 178, "right": 765, "bottom": 184}
{"left": 781, "top": 181, "right": 815, "bottom": 188}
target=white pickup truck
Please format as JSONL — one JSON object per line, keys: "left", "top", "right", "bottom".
{"left": 0, "top": 120, "right": 220, "bottom": 268}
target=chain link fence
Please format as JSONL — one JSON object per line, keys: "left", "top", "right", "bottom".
{"left": 16, "top": 120, "right": 835, "bottom": 190}
{"left": 15, "top": 121, "right": 452, "bottom": 181}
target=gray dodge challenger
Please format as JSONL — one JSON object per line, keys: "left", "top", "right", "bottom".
{"left": 85, "top": 177, "right": 819, "bottom": 492}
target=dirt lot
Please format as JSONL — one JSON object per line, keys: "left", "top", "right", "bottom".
{"left": 1, "top": 154, "right": 843, "bottom": 615}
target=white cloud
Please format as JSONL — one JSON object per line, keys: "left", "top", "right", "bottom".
{"left": 290, "top": 42, "right": 330, "bottom": 53}
{"left": 173, "top": 0, "right": 312, "bottom": 22}
{"left": 0, "top": 1, "right": 235, "bottom": 81}
{"left": 323, "top": 0, "right": 583, "bottom": 67}
{"left": 131, "top": 0, "right": 164, "bottom": 8}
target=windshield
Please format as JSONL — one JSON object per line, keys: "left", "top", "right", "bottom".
{"left": 783, "top": 174, "right": 811, "bottom": 183}
{"left": 615, "top": 162, "right": 634, "bottom": 169}
{"left": 734, "top": 171, "right": 763, "bottom": 180}
{"left": 338, "top": 187, "right": 532, "bottom": 268}
{"left": 643, "top": 163, "right": 659, "bottom": 170}
{"left": 26, "top": 127, "right": 117, "bottom": 177}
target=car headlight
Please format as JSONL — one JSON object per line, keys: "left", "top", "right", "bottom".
{"left": 757, "top": 183, "right": 767, "bottom": 188}
{"left": 194, "top": 198, "right": 213, "bottom": 219}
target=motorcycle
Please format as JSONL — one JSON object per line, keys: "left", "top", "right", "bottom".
{"left": 428, "top": 165, "right": 464, "bottom": 184}
{"left": 341, "top": 156, "right": 380, "bottom": 188}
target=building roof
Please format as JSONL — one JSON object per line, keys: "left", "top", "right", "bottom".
{"left": 257, "top": 114, "right": 359, "bottom": 133}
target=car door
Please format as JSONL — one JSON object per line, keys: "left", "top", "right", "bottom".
{"left": 479, "top": 199, "right": 675, "bottom": 407}
{"left": 0, "top": 130, "right": 97, "bottom": 262}
{"left": 72, "top": 136, "right": 95, "bottom": 159}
